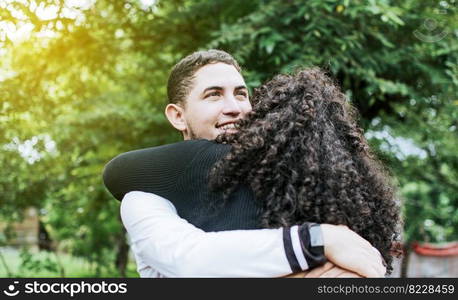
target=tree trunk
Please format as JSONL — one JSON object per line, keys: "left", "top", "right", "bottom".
{"left": 400, "top": 242, "right": 412, "bottom": 278}
{"left": 38, "top": 220, "right": 53, "bottom": 251}
{"left": 115, "top": 226, "right": 129, "bottom": 278}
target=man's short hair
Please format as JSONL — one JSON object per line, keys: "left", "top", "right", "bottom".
{"left": 167, "top": 49, "right": 242, "bottom": 105}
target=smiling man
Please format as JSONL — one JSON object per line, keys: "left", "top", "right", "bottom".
{"left": 103, "top": 50, "right": 386, "bottom": 278}
{"left": 165, "top": 55, "right": 251, "bottom": 140}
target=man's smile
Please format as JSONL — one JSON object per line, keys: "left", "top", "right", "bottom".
{"left": 216, "top": 121, "right": 238, "bottom": 132}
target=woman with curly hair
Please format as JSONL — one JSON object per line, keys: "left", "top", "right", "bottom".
{"left": 104, "top": 67, "right": 400, "bottom": 277}
{"left": 209, "top": 67, "right": 401, "bottom": 273}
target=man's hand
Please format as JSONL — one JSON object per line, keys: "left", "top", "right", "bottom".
{"left": 320, "top": 224, "right": 386, "bottom": 277}
{"left": 284, "top": 262, "right": 362, "bottom": 278}
{"left": 304, "top": 262, "right": 363, "bottom": 278}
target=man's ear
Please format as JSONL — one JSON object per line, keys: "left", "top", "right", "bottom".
{"left": 165, "top": 103, "right": 187, "bottom": 132}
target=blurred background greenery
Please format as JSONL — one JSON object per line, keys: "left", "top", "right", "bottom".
{"left": 0, "top": 0, "right": 456, "bottom": 277}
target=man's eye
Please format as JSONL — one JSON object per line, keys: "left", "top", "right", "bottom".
{"left": 236, "top": 91, "right": 248, "bottom": 99}
{"left": 205, "top": 92, "right": 221, "bottom": 98}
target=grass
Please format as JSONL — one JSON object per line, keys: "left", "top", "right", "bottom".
{"left": 0, "top": 247, "right": 139, "bottom": 278}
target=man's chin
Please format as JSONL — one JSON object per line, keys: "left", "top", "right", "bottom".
{"left": 188, "top": 132, "right": 219, "bottom": 141}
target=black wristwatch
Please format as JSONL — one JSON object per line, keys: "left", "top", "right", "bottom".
{"left": 299, "top": 222, "right": 327, "bottom": 269}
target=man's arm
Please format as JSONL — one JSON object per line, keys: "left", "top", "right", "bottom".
{"left": 122, "top": 191, "right": 292, "bottom": 277}
{"left": 121, "top": 191, "right": 385, "bottom": 277}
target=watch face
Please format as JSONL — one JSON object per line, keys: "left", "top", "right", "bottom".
{"left": 309, "top": 225, "right": 324, "bottom": 247}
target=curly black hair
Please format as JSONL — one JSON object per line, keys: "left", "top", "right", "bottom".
{"left": 209, "top": 67, "right": 402, "bottom": 273}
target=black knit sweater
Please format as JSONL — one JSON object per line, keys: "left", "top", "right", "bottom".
{"left": 103, "top": 139, "right": 262, "bottom": 231}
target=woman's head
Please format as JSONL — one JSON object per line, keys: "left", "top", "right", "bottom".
{"left": 210, "top": 67, "right": 401, "bottom": 273}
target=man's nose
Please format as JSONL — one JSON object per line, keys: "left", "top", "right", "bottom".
{"left": 222, "top": 95, "right": 242, "bottom": 116}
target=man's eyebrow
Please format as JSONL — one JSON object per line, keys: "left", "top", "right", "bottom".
{"left": 202, "top": 86, "right": 223, "bottom": 94}
{"left": 201, "top": 85, "right": 248, "bottom": 96}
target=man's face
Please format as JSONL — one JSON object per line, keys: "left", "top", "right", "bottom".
{"left": 182, "top": 62, "right": 252, "bottom": 140}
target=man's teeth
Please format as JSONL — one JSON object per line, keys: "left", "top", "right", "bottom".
{"left": 219, "top": 124, "right": 236, "bottom": 130}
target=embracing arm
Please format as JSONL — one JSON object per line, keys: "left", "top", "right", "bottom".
{"left": 104, "top": 142, "right": 385, "bottom": 277}
{"left": 121, "top": 191, "right": 385, "bottom": 277}
{"left": 122, "top": 191, "right": 296, "bottom": 277}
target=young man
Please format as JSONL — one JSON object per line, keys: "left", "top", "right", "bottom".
{"left": 104, "top": 50, "right": 386, "bottom": 277}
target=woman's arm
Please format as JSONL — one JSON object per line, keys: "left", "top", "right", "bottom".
{"left": 103, "top": 140, "right": 213, "bottom": 201}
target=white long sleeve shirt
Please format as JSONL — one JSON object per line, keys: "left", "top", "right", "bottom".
{"left": 120, "top": 191, "right": 310, "bottom": 277}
